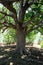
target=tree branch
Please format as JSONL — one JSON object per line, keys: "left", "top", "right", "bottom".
{"left": 0, "top": 0, "right": 20, "bottom": 3}
{"left": 26, "top": 20, "right": 43, "bottom": 34}
{"left": 0, "top": 0, "right": 18, "bottom": 23}
{"left": 24, "top": 1, "right": 43, "bottom": 10}
{"left": 0, "top": 23, "right": 11, "bottom": 32}
{"left": 0, "top": 20, "right": 16, "bottom": 29}
{"left": 22, "top": 20, "right": 33, "bottom": 27}
{"left": 0, "top": 11, "right": 13, "bottom": 18}
{"left": 6, "top": 22, "right": 16, "bottom": 29}
{"left": 18, "top": 0, "right": 25, "bottom": 22}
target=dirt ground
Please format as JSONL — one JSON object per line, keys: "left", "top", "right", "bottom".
{"left": 0, "top": 45, "right": 43, "bottom": 65}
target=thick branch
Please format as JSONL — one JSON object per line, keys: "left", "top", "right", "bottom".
{"left": 24, "top": 1, "right": 43, "bottom": 10}
{"left": 0, "top": 0, "right": 18, "bottom": 23}
{"left": 18, "top": 0, "right": 25, "bottom": 22}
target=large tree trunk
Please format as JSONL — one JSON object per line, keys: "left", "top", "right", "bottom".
{"left": 15, "top": 1, "right": 26, "bottom": 54}
{"left": 16, "top": 26, "right": 26, "bottom": 54}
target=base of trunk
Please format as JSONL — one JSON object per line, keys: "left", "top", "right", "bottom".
{"left": 15, "top": 47, "right": 29, "bottom": 55}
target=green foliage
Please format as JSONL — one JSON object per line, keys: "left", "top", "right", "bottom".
{"left": 25, "top": 3, "right": 43, "bottom": 26}
{"left": 26, "top": 31, "right": 37, "bottom": 43}
{"left": 40, "top": 41, "right": 43, "bottom": 48}
{"left": 7, "top": 16, "right": 15, "bottom": 24}
{"left": 4, "top": 28, "right": 16, "bottom": 44}
{"left": 0, "top": 13, "right": 3, "bottom": 20}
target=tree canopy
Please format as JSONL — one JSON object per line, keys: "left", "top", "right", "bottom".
{"left": 0, "top": 0, "right": 43, "bottom": 34}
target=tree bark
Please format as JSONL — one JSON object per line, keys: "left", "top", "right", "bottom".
{"left": 16, "top": 25, "right": 26, "bottom": 54}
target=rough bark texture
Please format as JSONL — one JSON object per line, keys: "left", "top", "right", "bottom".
{"left": 16, "top": 25, "right": 26, "bottom": 54}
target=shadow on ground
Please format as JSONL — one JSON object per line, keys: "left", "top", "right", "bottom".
{"left": 0, "top": 45, "right": 43, "bottom": 65}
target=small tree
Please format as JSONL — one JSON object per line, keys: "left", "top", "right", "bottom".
{"left": 0, "top": 0, "right": 43, "bottom": 54}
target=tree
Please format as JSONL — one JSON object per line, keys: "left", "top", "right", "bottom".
{"left": 0, "top": 0, "right": 43, "bottom": 54}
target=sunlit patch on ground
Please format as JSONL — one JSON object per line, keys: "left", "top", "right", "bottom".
{"left": 4, "top": 48, "right": 11, "bottom": 51}
{"left": 10, "top": 62, "right": 13, "bottom": 65}
{"left": 0, "top": 55, "right": 6, "bottom": 59}
{"left": 33, "top": 44, "right": 41, "bottom": 49}
{"left": 21, "top": 55, "right": 27, "bottom": 59}
{"left": 0, "top": 56, "right": 3, "bottom": 58}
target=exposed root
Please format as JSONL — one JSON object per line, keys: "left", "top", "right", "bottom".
{"left": 14, "top": 48, "right": 30, "bottom": 56}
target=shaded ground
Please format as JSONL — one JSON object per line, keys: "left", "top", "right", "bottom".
{"left": 0, "top": 45, "right": 43, "bottom": 65}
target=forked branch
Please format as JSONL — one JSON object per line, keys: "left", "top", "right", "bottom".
{"left": 0, "top": 0, "right": 18, "bottom": 23}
